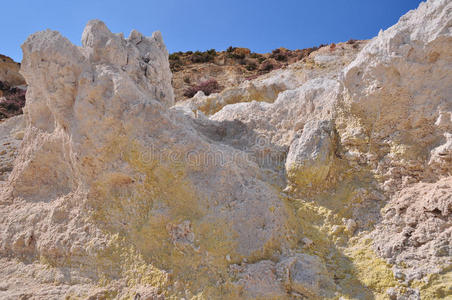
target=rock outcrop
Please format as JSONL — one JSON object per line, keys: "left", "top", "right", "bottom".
{"left": 0, "top": 0, "right": 451, "bottom": 299}
{"left": 0, "top": 20, "right": 295, "bottom": 299}
{"left": 170, "top": 46, "right": 329, "bottom": 101}
{"left": 0, "top": 54, "right": 25, "bottom": 87}
{"left": 0, "top": 55, "right": 26, "bottom": 119}
{"left": 336, "top": 1, "right": 452, "bottom": 291}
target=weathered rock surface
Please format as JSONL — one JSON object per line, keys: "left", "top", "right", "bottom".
{"left": 276, "top": 253, "right": 335, "bottom": 298}
{"left": 0, "top": 0, "right": 451, "bottom": 299}
{"left": 229, "top": 260, "right": 286, "bottom": 299}
{"left": 0, "top": 54, "right": 25, "bottom": 87}
{"left": 0, "top": 116, "right": 24, "bottom": 182}
{"left": 285, "top": 120, "right": 336, "bottom": 191}
{"left": 0, "top": 20, "right": 294, "bottom": 299}
{"left": 336, "top": 1, "right": 452, "bottom": 291}
{"left": 372, "top": 177, "right": 452, "bottom": 282}
{"left": 177, "top": 0, "right": 452, "bottom": 298}
{"left": 0, "top": 55, "right": 26, "bottom": 119}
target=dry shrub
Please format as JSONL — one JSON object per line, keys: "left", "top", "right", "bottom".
{"left": 183, "top": 79, "right": 220, "bottom": 98}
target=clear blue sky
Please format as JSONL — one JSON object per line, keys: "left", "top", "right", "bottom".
{"left": 1, "top": 0, "right": 423, "bottom": 62}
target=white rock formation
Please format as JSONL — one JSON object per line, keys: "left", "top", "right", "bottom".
{"left": 0, "top": 116, "right": 24, "bottom": 183}
{"left": 0, "top": 0, "right": 451, "bottom": 298}
{"left": 336, "top": 0, "right": 452, "bottom": 284}
{"left": 0, "top": 19, "right": 295, "bottom": 299}
{"left": 338, "top": 0, "right": 452, "bottom": 189}
{"left": 285, "top": 120, "right": 336, "bottom": 191}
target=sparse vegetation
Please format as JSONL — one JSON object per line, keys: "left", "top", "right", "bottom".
{"left": 226, "top": 46, "right": 236, "bottom": 53}
{"left": 169, "top": 42, "right": 350, "bottom": 99}
{"left": 169, "top": 53, "right": 180, "bottom": 60}
{"left": 183, "top": 79, "right": 220, "bottom": 98}
{"left": 274, "top": 53, "right": 287, "bottom": 61}
{"left": 169, "top": 49, "right": 219, "bottom": 71}
{"left": 259, "top": 60, "right": 274, "bottom": 72}
{"left": 190, "top": 50, "right": 216, "bottom": 63}
{"left": 227, "top": 52, "right": 245, "bottom": 59}
{"left": 0, "top": 82, "right": 26, "bottom": 119}
{"left": 169, "top": 59, "right": 183, "bottom": 72}
{"left": 246, "top": 62, "right": 257, "bottom": 71}
{"left": 270, "top": 48, "right": 288, "bottom": 61}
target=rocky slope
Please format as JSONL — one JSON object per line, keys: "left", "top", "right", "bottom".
{"left": 0, "top": 0, "right": 451, "bottom": 299}
{"left": 175, "top": 39, "right": 367, "bottom": 116}
{"left": 0, "top": 54, "right": 26, "bottom": 119}
{"left": 0, "top": 54, "right": 25, "bottom": 87}
{"left": 169, "top": 45, "right": 338, "bottom": 101}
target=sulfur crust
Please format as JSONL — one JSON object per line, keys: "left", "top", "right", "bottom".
{"left": 86, "top": 138, "right": 245, "bottom": 298}
{"left": 411, "top": 267, "right": 452, "bottom": 299}
{"left": 285, "top": 161, "right": 399, "bottom": 299}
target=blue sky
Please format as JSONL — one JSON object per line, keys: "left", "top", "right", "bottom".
{"left": 1, "top": 0, "right": 422, "bottom": 62}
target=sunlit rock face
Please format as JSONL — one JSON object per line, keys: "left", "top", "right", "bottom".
{"left": 0, "top": 0, "right": 451, "bottom": 298}
{"left": 337, "top": 0, "right": 452, "bottom": 288}
{"left": 0, "top": 19, "right": 296, "bottom": 299}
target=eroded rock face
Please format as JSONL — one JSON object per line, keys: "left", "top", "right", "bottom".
{"left": 0, "top": 116, "right": 24, "bottom": 182}
{"left": 335, "top": 0, "right": 452, "bottom": 288}
{"left": 177, "top": 0, "right": 452, "bottom": 298}
{"left": 338, "top": 0, "right": 452, "bottom": 190}
{"left": 0, "top": 20, "right": 296, "bottom": 299}
{"left": 372, "top": 177, "right": 452, "bottom": 282}
{"left": 0, "top": 0, "right": 451, "bottom": 298}
{"left": 285, "top": 120, "right": 337, "bottom": 191}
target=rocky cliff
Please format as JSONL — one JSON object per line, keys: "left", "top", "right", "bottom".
{"left": 0, "top": 0, "right": 451, "bottom": 299}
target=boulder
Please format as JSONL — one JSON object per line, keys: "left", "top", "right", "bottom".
{"left": 276, "top": 254, "right": 335, "bottom": 298}
{"left": 285, "top": 120, "right": 336, "bottom": 190}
